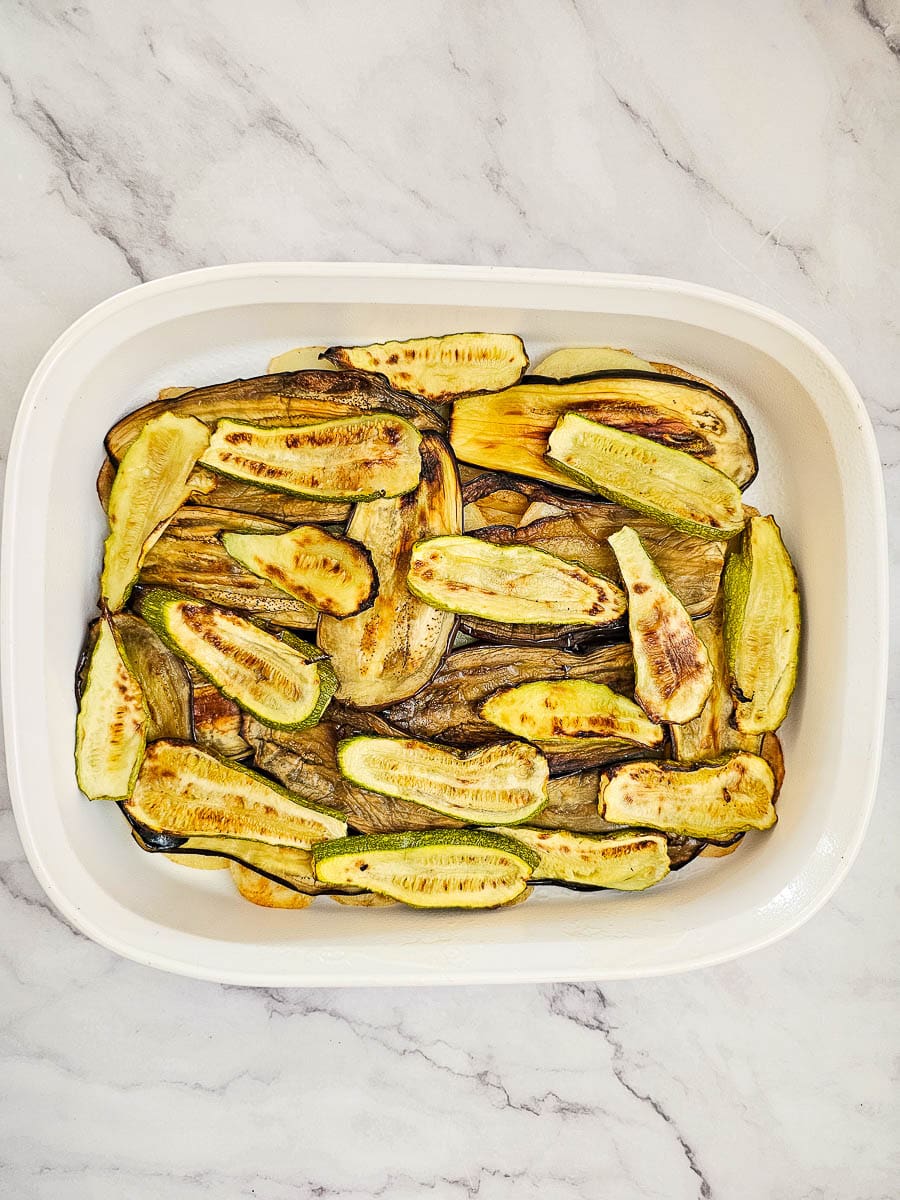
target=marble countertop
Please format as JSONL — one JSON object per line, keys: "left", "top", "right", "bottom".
{"left": 1, "top": 3, "right": 898, "bottom": 1197}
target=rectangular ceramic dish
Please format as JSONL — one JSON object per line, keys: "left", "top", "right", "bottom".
{"left": 1, "top": 263, "right": 887, "bottom": 985}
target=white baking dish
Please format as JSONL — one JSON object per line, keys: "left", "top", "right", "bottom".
{"left": 1, "top": 263, "right": 887, "bottom": 985}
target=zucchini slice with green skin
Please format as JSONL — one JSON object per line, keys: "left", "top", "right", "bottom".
{"left": 113, "top": 613, "right": 193, "bottom": 742}
{"left": 608, "top": 526, "right": 713, "bottom": 724}
{"left": 480, "top": 680, "right": 665, "bottom": 749}
{"left": 534, "top": 347, "right": 654, "bottom": 377}
{"left": 101, "top": 412, "right": 210, "bottom": 611}
{"left": 336, "top": 736, "right": 549, "bottom": 825}
{"left": 137, "top": 590, "right": 335, "bottom": 730}
{"left": 599, "top": 753, "right": 777, "bottom": 839}
{"left": 450, "top": 371, "right": 757, "bottom": 489}
{"left": 407, "top": 535, "right": 626, "bottom": 626}
{"left": 723, "top": 515, "right": 801, "bottom": 733}
{"left": 313, "top": 830, "right": 540, "bottom": 908}
{"left": 484, "top": 827, "right": 670, "bottom": 890}
{"left": 199, "top": 414, "right": 422, "bottom": 501}
{"left": 325, "top": 333, "right": 528, "bottom": 401}
{"left": 125, "top": 740, "right": 347, "bottom": 849}
{"left": 221, "top": 525, "right": 377, "bottom": 617}
{"left": 75, "top": 615, "right": 147, "bottom": 801}
{"left": 317, "top": 433, "right": 461, "bottom": 709}
{"left": 548, "top": 415, "right": 746, "bottom": 541}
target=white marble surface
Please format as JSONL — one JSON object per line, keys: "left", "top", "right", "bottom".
{"left": 1, "top": 2, "right": 898, "bottom": 1197}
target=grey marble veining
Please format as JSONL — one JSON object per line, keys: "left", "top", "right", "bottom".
{"left": 1, "top": 2, "right": 898, "bottom": 1197}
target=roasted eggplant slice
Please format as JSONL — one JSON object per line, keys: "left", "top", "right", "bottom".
{"left": 608, "top": 526, "right": 713, "bottom": 724}
{"left": 450, "top": 371, "right": 757, "bottom": 489}
{"left": 723, "top": 515, "right": 801, "bottom": 733}
{"left": 383, "top": 640, "right": 634, "bottom": 747}
{"left": 221, "top": 525, "right": 377, "bottom": 617}
{"left": 325, "top": 333, "right": 528, "bottom": 401}
{"left": 200, "top": 414, "right": 422, "bottom": 501}
{"left": 317, "top": 433, "right": 461, "bottom": 708}
{"left": 137, "top": 590, "right": 335, "bottom": 730}
{"left": 336, "top": 736, "right": 548, "bottom": 825}
{"left": 75, "top": 615, "right": 147, "bottom": 801}
{"left": 313, "top": 830, "right": 539, "bottom": 908}
{"left": 599, "top": 753, "right": 777, "bottom": 839}
{"left": 548, "top": 416, "right": 746, "bottom": 541}
{"left": 106, "top": 369, "right": 442, "bottom": 460}
{"left": 534, "top": 347, "right": 654, "bottom": 377}
{"left": 487, "top": 828, "right": 670, "bottom": 890}
{"left": 407, "top": 535, "right": 626, "bottom": 627}
{"left": 112, "top": 613, "right": 192, "bottom": 742}
{"left": 125, "top": 740, "right": 347, "bottom": 848}
{"left": 101, "top": 413, "right": 210, "bottom": 610}
{"left": 481, "top": 680, "right": 664, "bottom": 750}
{"left": 229, "top": 862, "right": 316, "bottom": 908}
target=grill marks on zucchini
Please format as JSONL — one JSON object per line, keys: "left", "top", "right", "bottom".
{"left": 325, "top": 333, "right": 528, "bottom": 401}
{"left": 488, "top": 827, "right": 670, "bottom": 890}
{"left": 200, "top": 414, "right": 422, "bottom": 501}
{"left": 337, "top": 736, "right": 549, "bottom": 825}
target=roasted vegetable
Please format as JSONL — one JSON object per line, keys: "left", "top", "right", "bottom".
{"left": 548, "top": 416, "right": 747, "bottom": 541}
{"left": 450, "top": 372, "right": 757, "bottom": 489}
{"left": 318, "top": 433, "right": 461, "bottom": 708}
{"left": 137, "top": 590, "right": 335, "bottom": 730}
{"left": 125, "top": 740, "right": 347, "bottom": 848}
{"left": 487, "top": 828, "right": 670, "bottom": 890}
{"left": 189, "top": 666, "right": 250, "bottom": 759}
{"left": 313, "top": 830, "right": 539, "bottom": 908}
{"left": 229, "top": 863, "right": 315, "bottom": 908}
{"left": 608, "top": 525, "right": 713, "bottom": 724}
{"left": 75, "top": 615, "right": 147, "bottom": 800}
{"left": 407, "top": 535, "right": 626, "bottom": 627}
{"left": 113, "top": 613, "right": 193, "bottom": 742}
{"left": 106, "top": 369, "right": 442, "bottom": 460}
{"left": 325, "top": 333, "right": 528, "bottom": 401}
{"left": 337, "top": 736, "right": 548, "bottom": 825}
{"left": 222, "top": 526, "right": 377, "bottom": 617}
{"left": 101, "top": 413, "right": 210, "bottom": 610}
{"left": 268, "top": 346, "right": 335, "bottom": 373}
{"left": 723, "top": 515, "right": 800, "bottom": 733}
{"left": 599, "top": 753, "right": 777, "bottom": 839}
{"left": 383, "top": 640, "right": 634, "bottom": 747}
{"left": 534, "top": 347, "right": 653, "bottom": 377}
{"left": 481, "top": 680, "right": 664, "bottom": 750}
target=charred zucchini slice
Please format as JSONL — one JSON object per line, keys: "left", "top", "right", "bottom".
{"left": 723, "top": 515, "right": 801, "bottom": 733}
{"left": 534, "top": 347, "right": 654, "bottom": 377}
{"left": 336, "top": 736, "right": 548, "bottom": 825}
{"left": 137, "top": 590, "right": 335, "bottom": 730}
{"left": 608, "top": 526, "right": 713, "bottom": 724}
{"left": 221, "top": 525, "right": 377, "bottom": 617}
{"left": 548, "top": 416, "right": 746, "bottom": 541}
{"left": 481, "top": 680, "right": 664, "bottom": 749}
{"left": 324, "top": 333, "right": 528, "bottom": 401}
{"left": 486, "top": 828, "right": 670, "bottom": 890}
{"left": 113, "top": 613, "right": 192, "bottom": 742}
{"left": 125, "top": 740, "right": 347, "bottom": 848}
{"left": 229, "top": 862, "right": 315, "bottom": 908}
{"left": 101, "top": 413, "right": 210, "bottom": 610}
{"left": 313, "top": 830, "right": 539, "bottom": 908}
{"left": 317, "top": 433, "right": 461, "bottom": 708}
{"left": 200, "top": 414, "right": 422, "bottom": 501}
{"left": 75, "top": 615, "right": 147, "bottom": 800}
{"left": 450, "top": 372, "right": 757, "bottom": 489}
{"left": 407, "top": 535, "right": 626, "bottom": 626}
{"left": 599, "top": 753, "right": 777, "bottom": 839}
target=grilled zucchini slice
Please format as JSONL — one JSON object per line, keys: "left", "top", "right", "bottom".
{"left": 487, "top": 827, "right": 670, "bottom": 890}
{"left": 325, "top": 333, "right": 528, "bottom": 401}
{"left": 200, "top": 414, "right": 422, "bottom": 501}
{"left": 125, "top": 740, "right": 347, "bottom": 848}
{"left": 337, "top": 736, "right": 548, "bottom": 825}
{"left": 317, "top": 433, "right": 461, "bottom": 708}
{"left": 137, "top": 590, "right": 335, "bottom": 730}
{"left": 113, "top": 613, "right": 192, "bottom": 742}
{"left": 723, "top": 515, "right": 801, "bottom": 733}
{"left": 608, "top": 526, "right": 713, "bottom": 724}
{"left": 75, "top": 615, "right": 147, "bottom": 800}
{"left": 101, "top": 412, "right": 210, "bottom": 610}
{"left": 534, "top": 347, "right": 653, "bottom": 376}
{"left": 407, "top": 535, "right": 626, "bottom": 626}
{"left": 450, "top": 372, "right": 757, "bottom": 488}
{"left": 313, "top": 830, "right": 539, "bottom": 908}
{"left": 481, "top": 680, "right": 664, "bottom": 749}
{"left": 548, "top": 415, "right": 746, "bottom": 541}
{"left": 599, "top": 753, "right": 777, "bottom": 839}
{"left": 221, "top": 526, "right": 377, "bottom": 617}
